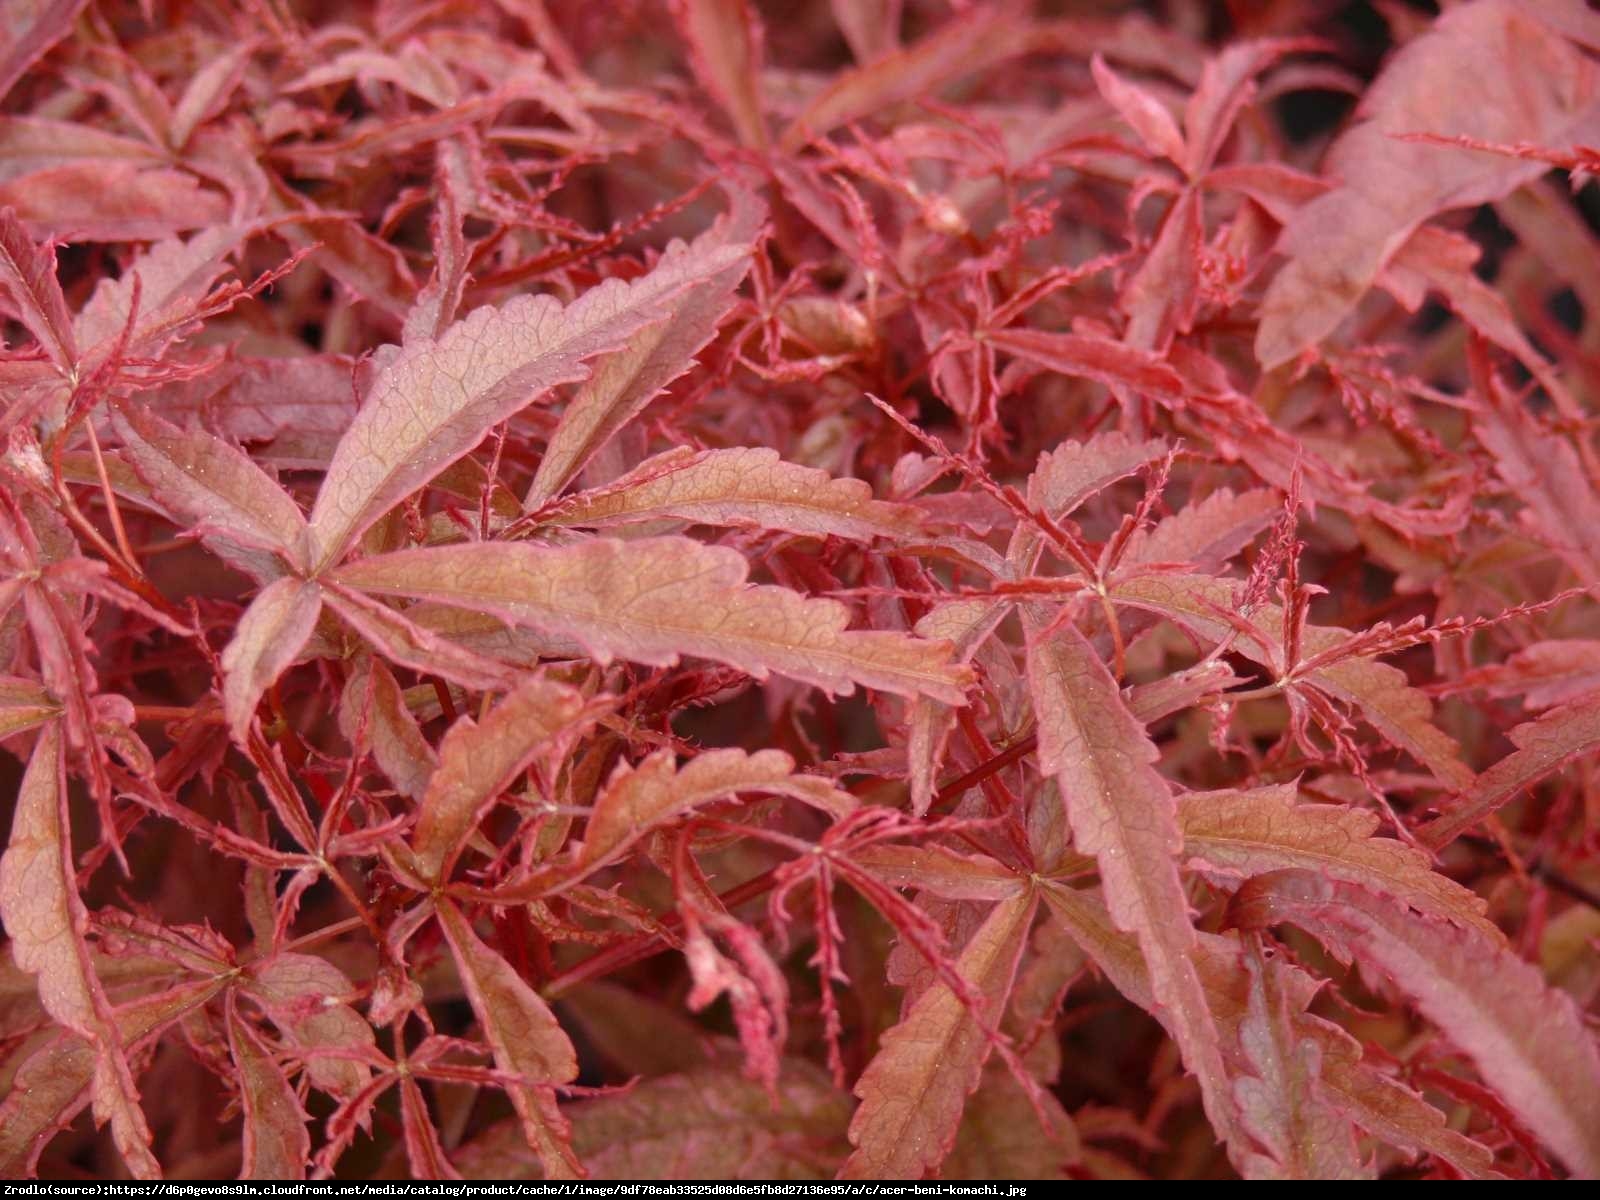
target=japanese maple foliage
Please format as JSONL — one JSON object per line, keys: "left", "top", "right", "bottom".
{"left": 4, "top": 0, "right": 1600, "bottom": 1183}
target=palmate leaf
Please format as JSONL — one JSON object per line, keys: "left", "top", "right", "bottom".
{"left": 1232, "top": 944, "right": 1369, "bottom": 1180}
{"left": 1420, "top": 700, "right": 1600, "bottom": 849}
{"left": 210, "top": 194, "right": 782, "bottom": 732}
{"left": 436, "top": 899, "right": 583, "bottom": 1179}
{"left": 1040, "top": 882, "right": 1501, "bottom": 1178}
{"left": 7, "top": 0, "right": 1600, "bottom": 1182}
{"left": 568, "top": 748, "right": 854, "bottom": 878}
{"left": 0, "top": 204, "right": 75, "bottom": 372}
{"left": 405, "top": 676, "right": 589, "bottom": 884}
{"left": 307, "top": 195, "right": 760, "bottom": 569}
{"left": 842, "top": 887, "right": 1035, "bottom": 1179}
{"left": 0, "top": 723, "right": 159, "bottom": 1179}
{"left": 1231, "top": 871, "right": 1600, "bottom": 1178}
{"left": 332, "top": 536, "right": 972, "bottom": 704}
{"left": 1022, "top": 606, "right": 1241, "bottom": 1152}
{"left": 1255, "top": 0, "right": 1600, "bottom": 366}
{"left": 525, "top": 193, "right": 763, "bottom": 508}
{"left": 226, "top": 997, "right": 310, "bottom": 1181}
{"left": 1177, "top": 783, "right": 1496, "bottom": 937}
{"left": 113, "top": 405, "right": 310, "bottom": 582}
{"left": 1111, "top": 572, "right": 1476, "bottom": 791}
{"left": 540, "top": 447, "right": 924, "bottom": 542}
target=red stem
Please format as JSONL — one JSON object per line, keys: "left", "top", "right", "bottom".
{"left": 542, "top": 732, "right": 1042, "bottom": 998}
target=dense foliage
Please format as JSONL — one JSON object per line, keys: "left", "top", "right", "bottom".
{"left": 2, "top": 0, "right": 1599, "bottom": 1182}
